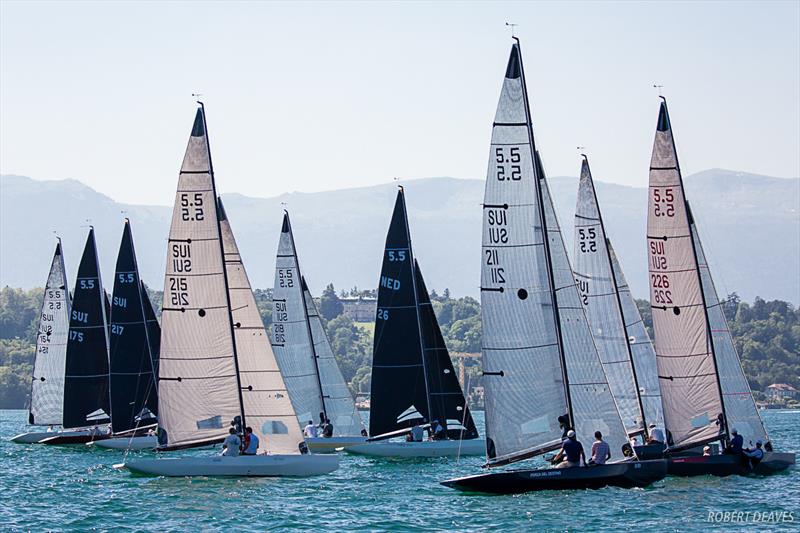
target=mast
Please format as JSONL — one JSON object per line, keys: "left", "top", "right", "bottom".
{"left": 515, "top": 38, "right": 574, "bottom": 427}
{"left": 199, "top": 102, "right": 247, "bottom": 431}
{"left": 581, "top": 155, "right": 648, "bottom": 433}
{"left": 285, "top": 212, "right": 328, "bottom": 420}
{"left": 399, "top": 186, "right": 435, "bottom": 426}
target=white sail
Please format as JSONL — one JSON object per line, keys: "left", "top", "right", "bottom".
{"left": 573, "top": 159, "right": 645, "bottom": 436}
{"left": 272, "top": 214, "right": 326, "bottom": 429}
{"left": 480, "top": 44, "right": 569, "bottom": 465}
{"left": 539, "top": 161, "right": 630, "bottom": 459}
{"left": 647, "top": 101, "right": 724, "bottom": 450}
{"left": 608, "top": 243, "right": 664, "bottom": 427}
{"left": 157, "top": 107, "right": 242, "bottom": 449}
{"left": 29, "top": 242, "right": 71, "bottom": 426}
{"left": 219, "top": 201, "right": 303, "bottom": 455}
{"left": 304, "top": 285, "right": 365, "bottom": 437}
{"left": 272, "top": 213, "right": 365, "bottom": 437}
{"left": 690, "top": 215, "right": 768, "bottom": 446}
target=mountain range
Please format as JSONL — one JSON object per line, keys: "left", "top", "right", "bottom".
{"left": 1, "top": 170, "right": 798, "bottom": 305}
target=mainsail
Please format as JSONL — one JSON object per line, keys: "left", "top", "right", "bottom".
{"left": 157, "top": 106, "right": 243, "bottom": 449}
{"left": 608, "top": 244, "right": 664, "bottom": 427}
{"left": 63, "top": 228, "right": 111, "bottom": 429}
{"left": 573, "top": 157, "right": 646, "bottom": 436}
{"left": 371, "top": 188, "right": 477, "bottom": 439}
{"left": 219, "top": 200, "right": 303, "bottom": 454}
{"left": 481, "top": 41, "right": 628, "bottom": 467}
{"left": 646, "top": 99, "right": 726, "bottom": 450}
{"left": 29, "top": 241, "right": 71, "bottom": 426}
{"left": 108, "top": 220, "right": 159, "bottom": 434}
{"left": 690, "top": 210, "right": 768, "bottom": 447}
{"left": 272, "top": 212, "right": 365, "bottom": 437}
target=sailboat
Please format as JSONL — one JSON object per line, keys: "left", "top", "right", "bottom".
{"left": 441, "top": 40, "right": 666, "bottom": 493}
{"left": 346, "top": 187, "right": 484, "bottom": 458}
{"left": 646, "top": 98, "right": 794, "bottom": 476}
{"left": 40, "top": 228, "right": 114, "bottom": 445}
{"left": 93, "top": 220, "right": 161, "bottom": 450}
{"left": 272, "top": 211, "right": 368, "bottom": 453}
{"left": 573, "top": 156, "right": 665, "bottom": 450}
{"left": 10, "top": 241, "right": 73, "bottom": 444}
{"left": 121, "top": 104, "right": 338, "bottom": 476}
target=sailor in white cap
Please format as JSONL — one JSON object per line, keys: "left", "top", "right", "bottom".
{"left": 552, "top": 429, "right": 585, "bottom": 469}
{"left": 646, "top": 423, "right": 664, "bottom": 445}
{"left": 743, "top": 439, "right": 765, "bottom": 468}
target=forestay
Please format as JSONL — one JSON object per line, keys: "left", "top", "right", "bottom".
{"left": 573, "top": 158, "right": 645, "bottom": 436}
{"left": 29, "top": 241, "right": 71, "bottom": 426}
{"left": 220, "top": 201, "right": 303, "bottom": 455}
{"left": 304, "top": 283, "right": 366, "bottom": 437}
{"left": 540, "top": 160, "right": 629, "bottom": 459}
{"left": 690, "top": 214, "right": 767, "bottom": 446}
{"left": 480, "top": 44, "right": 569, "bottom": 465}
{"left": 63, "top": 228, "right": 111, "bottom": 430}
{"left": 647, "top": 100, "right": 725, "bottom": 450}
{"left": 608, "top": 243, "right": 664, "bottom": 427}
{"left": 157, "top": 107, "right": 242, "bottom": 449}
{"left": 109, "top": 220, "right": 159, "bottom": 434}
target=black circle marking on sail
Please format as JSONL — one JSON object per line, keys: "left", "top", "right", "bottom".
{"left": 517, "top": 289, "right": 528, "bottom": 300}
{"left": 198, "top": 309, "right": 206, "bottom": 317}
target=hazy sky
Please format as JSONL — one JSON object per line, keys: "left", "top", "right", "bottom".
{"left": 2, "top": 1, "right": 798, "bottom": 206}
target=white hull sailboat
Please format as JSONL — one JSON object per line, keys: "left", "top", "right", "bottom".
{"left": 118, "top": 104, "right": 336, "bottom": 478}
{"left": 121, "top": 453, "right": 340, "bottom": 477}
{"left": 271, "top": 212, "right": 368, "bottom": 452}
{"left": 93, "top": 435, "right": 158, "bottom": 450}
{"left": 346, "top": 438, "right": 485, "bottom": 458}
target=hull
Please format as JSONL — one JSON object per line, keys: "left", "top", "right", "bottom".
{"left": 441, "top": 460, "right": 667, "bottom": 494}
{"left": 306, "top": 436, "right": 367, "bottom": 453}
{"left": 39, "top": 431, "right": 111, "bottom": 445}
{"left": 346, "top": 438, "right": 485, "bottom": 458}
{"left": 120, "top": 453, "right": 340, "bottom": 477}
{"left": 93, "top": 435, "right": 158, "bottom": 450}
{"left": 667, "top": 452, "right": 795, "bottom": 477}
{"left": 9, "top": 431, "right": 61, "bottom": 444}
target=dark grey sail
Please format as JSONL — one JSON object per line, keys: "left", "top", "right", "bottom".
{"left": 108, "top": 220, "right": 159, "bottom": 434}
{"left": 63, "top": 228, "right": 111, "bottom": 429}
{"left": 370, "top": 188, "right": 476, "bottom": 439}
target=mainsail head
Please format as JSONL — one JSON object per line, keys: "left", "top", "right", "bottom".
{"left": 108, "top": 220, "right": 159, "bottom": 434}
{"left": 646, "top": 100, "right": 726, "bottom": 450}
{"left": 63, "top": 228, "right": 111, "bottom": 429}
{"left": 573, "top": 157, "right": 646, "bottom": 436}
{"left": 29, "top": 240, "right": 71, "bottom": 426}
{"left": 156, "top": 106, "right": 243, "bottom": 449}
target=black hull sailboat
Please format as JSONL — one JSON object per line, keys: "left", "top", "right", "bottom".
{"left": 645, "top": 99, "right": 795, "bottom": 477}
{"left": 442, "top": 460, "right": 667, "bottom": 494}
{"left": 442, "top": 39, "right": 665, "bottom": 492}
{"left": 666, "top": 452, "right": 795, "bottom": 478}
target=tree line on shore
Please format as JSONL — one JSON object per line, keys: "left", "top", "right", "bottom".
{"left": 1, "top": 285, "right": 797, "bottom": 408}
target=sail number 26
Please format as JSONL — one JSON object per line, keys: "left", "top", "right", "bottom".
{"left": 495, "top": 147, "right": 521, "bottom": 181}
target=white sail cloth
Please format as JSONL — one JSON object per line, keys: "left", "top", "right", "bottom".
{"left": 647, "top": 102, "right": 724, "bottom": 449}
{"left": 29, "top": 243, "right": 71, "bottom": 426}
{"left": 157, "top": 110, "right": 243, "bottom": 449}
{"left": 573, "top": 160, "right": 646, "bottom": 436}
{"left": 220, "top": 203, "right": 303, "bottom": 454}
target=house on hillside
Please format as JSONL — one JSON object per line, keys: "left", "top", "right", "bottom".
{"left": 341, "top": 296, "right": 377, "bottom": 322}
{"left": 766, "top": 383, "right": 799, "bottom": 401}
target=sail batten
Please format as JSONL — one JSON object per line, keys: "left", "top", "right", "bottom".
{"left": 29, "top": 242, "right": 72, "bottom": 426}
{"left": 63, "top": 229, "right": 111, "bottom": 430}
{"left": 647, "top": 100, "right": 726, "bottom": 450}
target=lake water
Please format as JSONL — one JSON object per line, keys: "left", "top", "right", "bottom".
{"left": 0, "top": 409, "right": 797, "bottom": 531}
